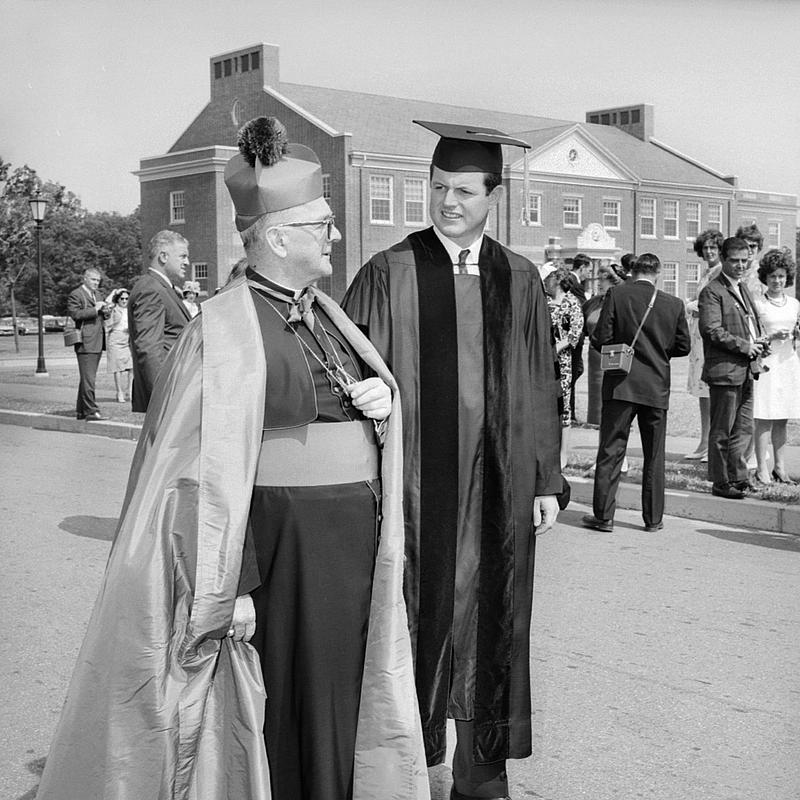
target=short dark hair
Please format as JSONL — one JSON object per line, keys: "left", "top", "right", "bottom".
{"left": 693, "top": 229, "right": 725, "bottom": 258}
{"left": 735, "top": 223, "right": 763, "bottom": 250}
{"left": 428, "top": 165, "right": 502, "bottom": 195}
{"left": 758, "top": 247, "right": 796, "bottom": 287}
{"left": 634, "top": 253, "right": 661, "bottom": 275}
{"left": 721, "top": 237, "right": 750, "bottom": 260}
{"left": 572, "top": 253, "right": 591, "bottom": 271}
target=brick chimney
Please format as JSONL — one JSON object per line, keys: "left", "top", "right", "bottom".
{"left": 209, "top": 43, "right": 280, "bottom": 101}
{"left": 585, "top": 103, "right": 654, "bottom": 142}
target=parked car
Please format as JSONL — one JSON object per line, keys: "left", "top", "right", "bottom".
{"left": 43, "top": 315, "right": 68, "bottom": 332}
{"left": 0, "top": 317, "right": 28, "bottom": 335}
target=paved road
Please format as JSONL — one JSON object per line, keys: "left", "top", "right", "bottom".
{"left": 1, "top": 424, "right": 798, "bottom": 800}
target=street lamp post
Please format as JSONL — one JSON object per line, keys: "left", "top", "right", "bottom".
{"left": 28, "top": 191, "right": 49, "bottom": 376}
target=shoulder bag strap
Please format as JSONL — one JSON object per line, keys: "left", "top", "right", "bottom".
{"left": 629, "top": 286, "right": 658, "bottom": 349}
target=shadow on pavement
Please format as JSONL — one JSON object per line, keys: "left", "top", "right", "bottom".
{"left": 58, "top": 515, "right": 118, "bottom": 541}
{"left": 16, "top": 755, "right": 45, "bottom": 800}
{"left": 697, "top": 527, "right": 800, "bottom": 552}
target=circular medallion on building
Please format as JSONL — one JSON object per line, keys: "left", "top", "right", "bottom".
{"left": 231, "top": 99, "right": 248, "bottom": 127}
{"left": 568, "top": 148, "right": 578, "bottom": 163}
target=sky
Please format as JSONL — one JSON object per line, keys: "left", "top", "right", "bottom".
{"left": 1, "top": 0, "right": 799, "bottom": 215}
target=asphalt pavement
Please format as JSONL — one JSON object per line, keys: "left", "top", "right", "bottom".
{"left": 2, "top": 425, "right": 798, "bottom": 800}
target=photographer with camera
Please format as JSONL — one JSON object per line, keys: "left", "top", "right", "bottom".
{"left": 699, "top": 237, "right": 767, "bottom": 499}
{"left": 66, "top": 267, "right": 112, "bottom": 421}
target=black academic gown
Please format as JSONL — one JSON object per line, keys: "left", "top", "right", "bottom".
{"left": 342, "top": 227, "right": 562, "bottom": 766}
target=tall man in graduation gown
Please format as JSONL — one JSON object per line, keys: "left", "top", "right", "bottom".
{"left": 36, "top": 117, "right": 429, "bottom": 800}
{"left": 343, "top": 121, "right": 563, "bottom": 800}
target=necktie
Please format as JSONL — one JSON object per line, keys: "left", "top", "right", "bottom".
{"left": 457, "top": 249, "right": 470, "bottom": 275}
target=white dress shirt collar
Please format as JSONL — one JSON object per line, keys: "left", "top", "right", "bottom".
{"left": 433, "top": 227, "right": 483, "bottom": 276}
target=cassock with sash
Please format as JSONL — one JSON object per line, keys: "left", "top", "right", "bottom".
{"left": 36, "top": 277, "right": 429, "bottom": 800}
{"left": 342, "top": 226, "right": 562, "bottom": 766}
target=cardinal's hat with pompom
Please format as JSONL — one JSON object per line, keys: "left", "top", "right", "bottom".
{"left": 224, "top": 117, "right": 323, "bottom": 232}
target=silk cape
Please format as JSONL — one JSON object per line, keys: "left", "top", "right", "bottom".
{"left": 36, "top": 279, "right": 430, "bottom": 800}
{"left": 342, "top": 228, "right": 562, "bottom": 766}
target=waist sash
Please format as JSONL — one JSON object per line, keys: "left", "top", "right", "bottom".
{"left": 254, "top": 420, "right": 378, "bottom": 486}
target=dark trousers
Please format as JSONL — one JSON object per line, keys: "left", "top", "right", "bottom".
{"left": 75, "top": 350, "right": 101, "bottom": 417}
{"left": 708, "top": 381, "right": 753, "bottom": 486}
{"left": 248, "top": 482, "right": 377, "bottom": 800}
{"left": 593, "top": 390, "right": 667, "bottom": 526}
{"left": 452, "top": 720, "right": 508, "bottom": 798}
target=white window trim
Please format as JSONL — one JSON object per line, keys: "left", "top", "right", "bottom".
{"left": 768, "top": 221, "right": 781, "bottom": 246}
{"left": 522, "top": 192, "right": 542, "bottom": 226}
{"left": 663, "top": 199, "right": 679, "bottom": 240}
{"left": 369, "top": 175, "right": 394, "bottom": 225}
{"left": 639, "top": 197, "right": 657, "bottom": 239}
{"left": 403, "top": 177, "right": 427, "bottom": 227}
{"left": 602, "top": 198, "right": 621, "bottom": 231}
{"left": 170, "top": 190, "right": 186, "bottom": 225}
{"left": 661, "top": 261, "right": 679, "bottom": 296}
{"left": 322, "top": 173, "right": 332, "bottom": 206}
{"left": 685, "top": 201, "right": 701, "bottom": 241}
{"left": 707, "top": 203, "right": 723, "bottom": 230}
{"left": 563, "top": 196, "right": 582, "bottom": 229}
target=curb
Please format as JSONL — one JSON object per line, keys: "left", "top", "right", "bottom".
{"left": 2, "top": 407, "right": 798, "bottom": 535}
{"left": 568, "top": 476, "right": 800, "bottom": 536}
{"left": 0, "top": 409, "right": 141, "bottom": 441}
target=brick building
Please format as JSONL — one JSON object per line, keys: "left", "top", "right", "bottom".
{"left": 136, "top": 43, "right": 797, "bottom": 300}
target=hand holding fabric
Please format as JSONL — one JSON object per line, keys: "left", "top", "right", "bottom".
{"left": 348, "top": 377, "right": 392, "bottom": 420}
{"left": 533, "top": 494, "right": 559, "bottom": 536}
{"left": 228, "top": 594, "right": 256, "bottom": 642}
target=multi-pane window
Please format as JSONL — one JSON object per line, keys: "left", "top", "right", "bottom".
{"left": 661, "top": 262, "right": 678, "bottom": 296}
{"left": 685, "top": 263, "right": 701, "bottom": 301}
{"left": 563, "top": 197, "right": 582, "bottom": 228}
{"left": 369, "top": 175, "right": 393, "bottom": 223}
{"left": 192, "top": 263, "right": 208, "bottom": 295}
{"left": 170, "top": 191, "right": 185, "bottom": 224}
{"left": 523, "top": 192, "right": 542, "bottom": 225}
{"left": 686, "top": 202, "right": 701, "bottom": 240}
{"left": 663, "top": 200, "right": 679, "bottom": 238}
{"left": 768, "top": 222, "right": 781, "bottom": 247}
{"left": 404, "top": 177, "right": 426, "bottom": 225}
{"left": 639, "top": 198, "right": 656, "bottom": 237}
{"left": 603, "top": 199, "right": 621, "bottom": 229}
{"left": 322, "top": 174, "right": 332, "bottom": 207}
{"left": 708, "top": 203, "right": 722, "bottom": 231}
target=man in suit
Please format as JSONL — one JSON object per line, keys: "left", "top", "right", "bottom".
{"left": 582, "top": 253, "right": 690, "bottom": 532}
{"left": 66, "top": 267, "right": 112, "bottom": 420}
{"left": 699, "top": 237, "right": 767, "bottom": 499}
{"left": 128, "top": 230, "right": 191, "bottom": 411}
{"left": 568, "top": 252, "right": 592, "bottom": 421}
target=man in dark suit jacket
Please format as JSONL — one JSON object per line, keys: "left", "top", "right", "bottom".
{"left": 129, "top": 230, "right": 191, "bottom": 412}
{"left": 567, "top": 252, "right": 592, "bottom": 421}
{"left": 67, "top": 268, "right": 112, "bottom": 420}
{"left": 698, "top": 237, "right": 766, "bottom": 499}
{"left": 583, "top": 253, "right": 691, "bottom": 532}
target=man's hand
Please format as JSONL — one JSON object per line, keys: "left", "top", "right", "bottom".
{"left": 348, "top": 377, "right": 392, "bottom": 420}
{"left": 533, "top": 495, "right": 559, "bottom": 536}
{"left": 746, "top": 340, "right": 766, "bottom": 359}
{"left": 227, "top": 595, "right": 256, "bottom": 642}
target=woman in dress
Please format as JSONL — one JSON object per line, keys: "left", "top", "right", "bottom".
{"left": 544, "top": 266, "right": 584, "bottom": 468}
{"left": 684, "top": 229, "right": 724, "bottom": 461}
{"left": 752, "top": 247, "right": 800, "bottom": 484}
{"left": 182, "top": 280, "right": 201, "bottom": 318}
{"left": 104, "top": 288, "right": 132, "bottom": 403}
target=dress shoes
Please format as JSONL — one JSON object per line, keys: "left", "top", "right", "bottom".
{"left": 644, "top": 521, "right": 664, "bottom": 532}
{"left": 84, "top": 412, "right": 106, "bottom": 421}
{"left": 581, "top": 514, "right": 613, "bottom": 532}
{"left": 772, "top": 469, "right": 797, "bottom": 485}
{"left": 711, "top": 483, "right": 744, "bottom": 499}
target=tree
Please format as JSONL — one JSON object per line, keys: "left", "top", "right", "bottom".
{"left": 0, "top": 158, "right": 142, "bottom": 316}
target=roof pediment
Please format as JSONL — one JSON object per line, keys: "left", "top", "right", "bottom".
{"left": 511, "top": 125, "right": 638, "bottom": 183}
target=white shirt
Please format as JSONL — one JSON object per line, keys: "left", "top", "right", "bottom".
{"left": 433, "top": 227, "right": 483, "bottom": 276}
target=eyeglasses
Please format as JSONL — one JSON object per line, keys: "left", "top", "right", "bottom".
{"left": 274, "top": 215, "right": 336, "bottom": 240}
{"left": 746, "top": 241, "right": 759, "bottom": 250}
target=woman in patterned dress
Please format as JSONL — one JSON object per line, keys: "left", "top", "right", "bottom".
{"left": 544, "top": 266, "right": 584, "bottom": 468}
